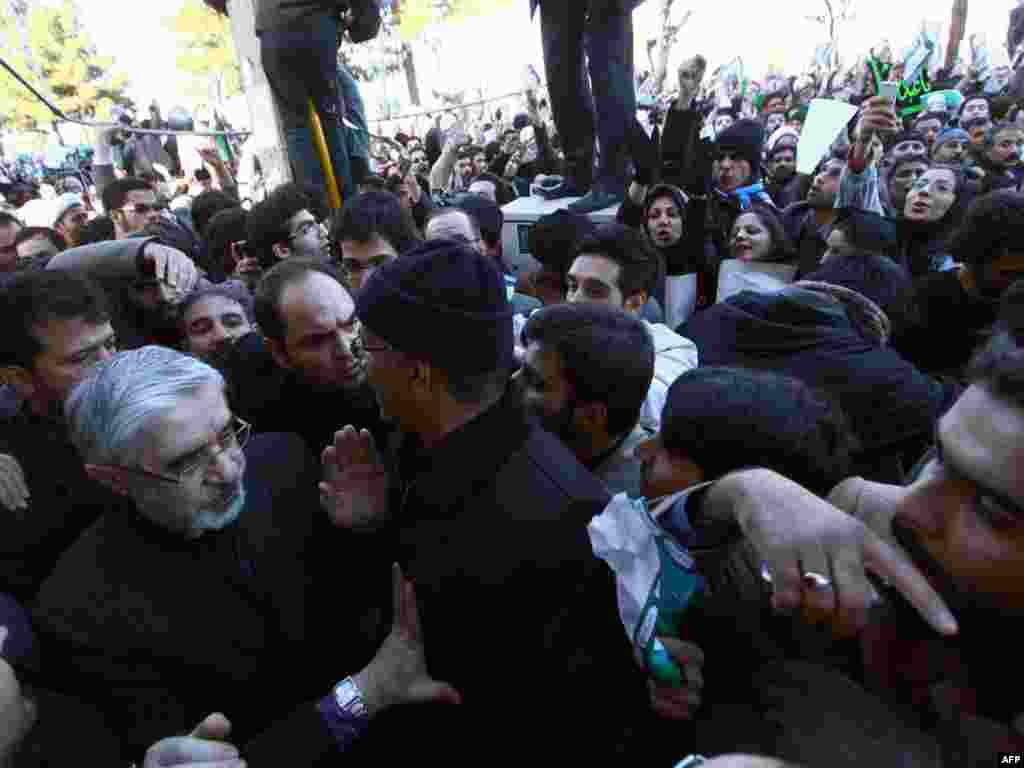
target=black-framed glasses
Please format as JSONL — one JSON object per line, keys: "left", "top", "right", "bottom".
{"left": 106, "top": 417, "right": 252, "bottom": 485}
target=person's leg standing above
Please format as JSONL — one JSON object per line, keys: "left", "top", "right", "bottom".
{"left": 569, "top": 1, "right": 636, "bottom": 214}
{"left": 537, "top": 1, "right": 595, "bottom": 199}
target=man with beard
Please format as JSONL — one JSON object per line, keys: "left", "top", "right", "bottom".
{"left": 519, "top": 302, "right": 654, "bottom": 496}
{"left": 976, "top": 122, "right": 1024, "bottom": 193}
{"left": 46, "top": 237, "right": 201, "bottom": 350}
{"left": 932, "top": 128, "right": 971, "bottom": 166}
{"left": 782, "top": 157, "right": 844, "bottom": 276}
{"left": 179, "top": 285, "right": 254, "bottom": 364}
{"left": 0, "top": 271, "right": 121, "bottom": 599}
{"left": 220, "top": 260, "right": 385, "bottom": 460}
{"left": 653, "top": 321, "right": 1024, "bottom": 765}
{"left": 900, "top": 189, "right": 1024, "bottom": 377}
{"left": 31, "top": 345, "right": 446, "bottom": 762}
{"left": 101, "top": 178, "right": 161, "bottom": 240}
{"left": 764, "top": 135, "right": 802, "bottom": 209}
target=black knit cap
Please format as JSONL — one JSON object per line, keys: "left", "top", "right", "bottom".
{"left": 716, "top": 119, "right": 765, "bottom": 181}
{"left": 356, "top": 239, "right": 515, "bottom": 375}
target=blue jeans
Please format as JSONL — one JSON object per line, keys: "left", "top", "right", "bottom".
{"left": 260, "top": 13, "right": 353, "bottom": 200}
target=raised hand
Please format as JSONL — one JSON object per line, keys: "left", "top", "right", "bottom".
{"left": 0, "top": 455, "right": 28, "bottom": 512}
{"left": 319, "top": 426, "right": 390, "bottom": 530}
{"left": 353, "top": 563, "right": 462, "bottom": 715}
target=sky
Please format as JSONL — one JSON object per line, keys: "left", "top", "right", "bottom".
{"left": 75, "top": 0, "right": 1016, "bottom": 124}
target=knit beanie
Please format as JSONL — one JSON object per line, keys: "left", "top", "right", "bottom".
{"left": 717, "top": 120, "right": 765, "bottom": 181}
{"left": 356, "top": 239, "right": 515, "bottom": 374}
{"left": 933, "top": 128, "right": 970, "bottom": 153}
{"left": 888, "top": 129, "right": 928, "bottom": 151}
{"left": 513, "top": 112, "right": 531, "bottom": 131}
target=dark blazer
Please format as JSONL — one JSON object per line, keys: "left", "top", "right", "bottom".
{"left": 348, "top": 390, "right": 677, "bottom": 764}
{"left": 0, "top": 406, "right": 126, "bottom": 602}
{"left": 32, "top": 433, "right": 389, "bottom": 763}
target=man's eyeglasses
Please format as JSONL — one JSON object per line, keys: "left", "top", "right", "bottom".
{"left": 108, "top": 417, "right": 252, "bottom": 485}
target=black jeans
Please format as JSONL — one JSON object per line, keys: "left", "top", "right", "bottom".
{"left": 538, "top": 1, "right": 637, "bottom": 184}
{"left": 259, "top": 12, "right": 353, "bottom": 199}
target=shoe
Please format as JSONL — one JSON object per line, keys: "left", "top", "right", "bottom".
{"left": 567, "top": 183, "right": 624, "bottom": 214}
{"left": 536, "top": 175, "right": 590, "bottom": 200}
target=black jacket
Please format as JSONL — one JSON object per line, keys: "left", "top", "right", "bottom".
{"left": 681, "top": 289, "right": 961, "bottom": 481}
{"left": 0, "top": 406, "right": 127, "bottom": 602}
{"left": 897, "top": 269, "right": 998, "bottom": 379}
{"left": 221, "top": 331, "right": 387, "bottom": 457}
{"left": 348, "top": 389, "right": 676, "bottom": 764}
{"left": 32, "top": 433, "right": 390, "bottom": 763}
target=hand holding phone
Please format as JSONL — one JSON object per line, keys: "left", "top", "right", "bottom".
{"left": 877, "top": 80, "right": 899, "bottom": 108}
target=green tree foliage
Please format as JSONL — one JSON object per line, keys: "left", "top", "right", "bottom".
{"left": 163, "top": 0, "right": 241, "bottom": 105}
{"left": 0, "top": 0, "right": 132, "bottom": 133}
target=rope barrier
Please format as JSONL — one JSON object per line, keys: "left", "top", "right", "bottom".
{"left": 0, "top": 56, "right": 251, "bottom": 138}
{"left": 370, "top": 89, "right": 531, "bottom": 124}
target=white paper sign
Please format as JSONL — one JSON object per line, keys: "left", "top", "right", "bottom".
{"left": 665, "top": 273, "right": 700, "bottom": 329}
{"left": 717, "top": 259, "right": 798, "bottom": 303}
{"left": 796, "top": 99, "right": 859, "bottom": 176}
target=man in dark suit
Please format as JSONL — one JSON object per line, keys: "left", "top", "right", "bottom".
{"left": 322, "top": 239, "right": 675, "bottom": 764}
{"left": 31, "top": 346, "right": 456, "bottom": 764}
{"left": 532, "top": 0, "right": 645, "bottom": 213}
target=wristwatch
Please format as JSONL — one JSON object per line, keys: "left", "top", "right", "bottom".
{"left": 333, "top": 676, "right": 369, "bottom": 721}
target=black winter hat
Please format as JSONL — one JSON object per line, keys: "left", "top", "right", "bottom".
{"left": 527, "top": 209, "right": 597, "bottom": 274}
{"left": 716, "top": 120, "right": 765, "bottom": 181}
{"left": 356, "top": 239, "right": 515, "bottom": 375}
{"left": 513, "top": 112, "right": 531, "bottom": 131}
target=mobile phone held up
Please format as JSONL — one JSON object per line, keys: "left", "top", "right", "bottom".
{"left": 878, "top": 81, "right": 899, "bottom": 108}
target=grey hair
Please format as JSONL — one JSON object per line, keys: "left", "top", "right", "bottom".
{"left": 65, "top": 345, "right": 225, "bottom": 466}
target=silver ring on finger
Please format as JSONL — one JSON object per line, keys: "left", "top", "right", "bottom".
{"left": 802, "top": 571, "right": 832, "bottom": 590}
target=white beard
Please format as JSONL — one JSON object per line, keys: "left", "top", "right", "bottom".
{"left": 191, "top": 486, "right": 246, "bottom": 535}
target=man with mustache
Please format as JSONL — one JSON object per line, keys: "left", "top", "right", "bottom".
{"left": 32, "top": 346, "right": 450, "bottom": 762}
{"left": 645, "top": 322, "right": 1024, "bottom": 765}
{"left": 977, "top": 122, "right": 1024, "bottom": 193}
{"left": 218, "top": 260, "right": 385, "bottom": 460}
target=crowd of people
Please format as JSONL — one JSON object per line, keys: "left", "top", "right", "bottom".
{"left": 1, "top": 1, "right": 1024, "bottom": 766}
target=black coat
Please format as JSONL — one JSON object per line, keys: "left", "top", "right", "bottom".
{"left": 347, "top": 390, "right": 677, "bottom": 764}
{"left": 31, "top": 433, "right": 390, "bottom": 763}
{"left": 681, "top": 289, "right": 961, "bottom": 481}
{"left": 0, "top": 406, "right": 127, "bottom": 602}
{"left": 897, "top": 269, "right": 998, "bottom": 379}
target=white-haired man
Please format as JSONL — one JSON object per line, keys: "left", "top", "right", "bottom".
{"left": 33, "top": 346, "right": 457, "bottom": 762}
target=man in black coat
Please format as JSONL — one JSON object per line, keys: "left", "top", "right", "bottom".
{"left": 218, "top": 260, "right": 386, "bottom": 459}
{"left": 322, "top": 239, "right": 675, "bottom": 764}
{"left": 0, "top": 271, "right": 122, "bottom": 600}
{"left": 30, "top": 346, "right": 402, "bottom": 763}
